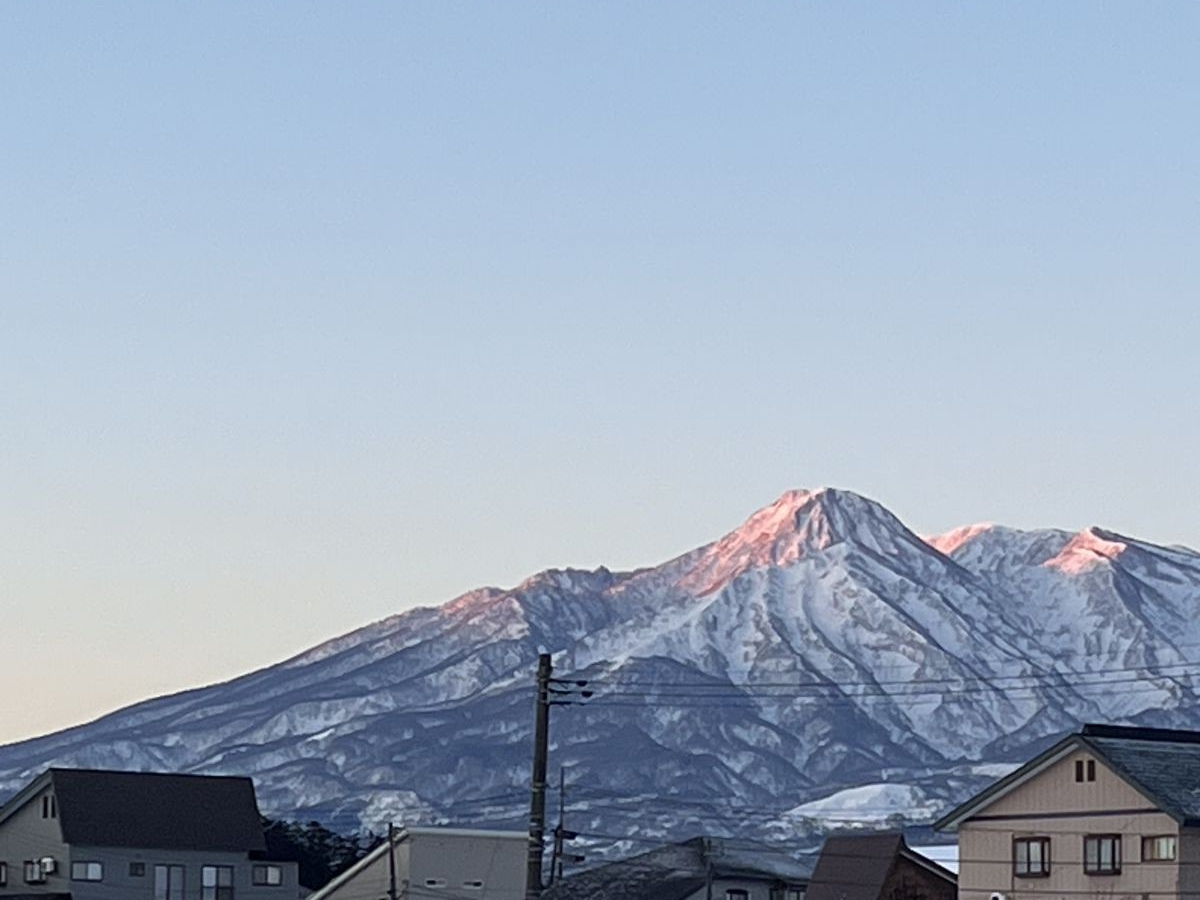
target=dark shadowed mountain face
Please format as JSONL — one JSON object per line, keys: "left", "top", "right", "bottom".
{"left": 4, "top": 488, "right": 1200, "bottom": 846}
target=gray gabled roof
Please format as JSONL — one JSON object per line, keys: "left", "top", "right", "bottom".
{"left": 935, "top": 724, "right": 1200, "bottom": 832}
{"left": 542, "top": 836, "right": 810, "bottom": 900}
{"left": 0, "top": 768, "right": 268, "bottom": 852}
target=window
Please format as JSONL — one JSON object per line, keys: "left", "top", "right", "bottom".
{"left": 40, "top": 795, "right": 57, "bottom": 818}
{"left": 726, "top": 891, "right": 750, "bottom": 900}
{"left": 71, "top": 861, "right": 104, "bottom": 881}
{"left": 252, "top": 864, "right": 284, "bottom": 886}
{"left": 0, "top": 862, "right": 7, "bottom": 886}
{"left": 155, "top": 864, "right": 185, "bottom": 900}
{"left": 1143, "top": 836, "right": 1177, "bottom": 862}
{"left": 24, "top": 860, "right": 47, "bottom": 884}
{"left": 788, "top": 890, "right": 806, "bottom": 900}
{"left": 1085, "top": 835, "right": 1122, "bottom": 875}
{"left": 131, "top": 862, "right": 147, "bottom": 877}
{"left": 1075, "top": 759, "right": 1097, "bottom": 782}
{"left": 202, "top": 865, "right": 234, "bottom": 900}
{"left": 1014, "top": 837, "right": 1051, "bottom": 877}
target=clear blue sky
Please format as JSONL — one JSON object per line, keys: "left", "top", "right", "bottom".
{"left": 2, "top": 2, "right": 1197, "bottom": 744}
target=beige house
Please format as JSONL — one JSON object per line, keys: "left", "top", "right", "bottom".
{"left": 935, "top": 724, "right": 1200, "bottom": 900}
{"left": 307, "top": 827, "right": 526, "bottom": 900}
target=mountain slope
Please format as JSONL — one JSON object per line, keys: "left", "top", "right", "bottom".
{"left": 3, "top": 488, "right": 1199, "bottom": 846}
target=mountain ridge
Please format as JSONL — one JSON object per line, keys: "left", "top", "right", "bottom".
{"left": 4, "top": 488, "right": 1200, "bottom": 847}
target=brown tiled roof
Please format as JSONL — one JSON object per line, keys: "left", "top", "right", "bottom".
{"left": 806, "top": 833, "right": 954, "bottom": 900}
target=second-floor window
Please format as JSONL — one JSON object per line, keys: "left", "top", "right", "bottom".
{"left": 1013, "top": 837, "right": 1051, "bottom": 877}
{"left": 0, "top": 861, "right": 7, "bottom": 886}
{"left": 71, "top": 861, "right": 104, "bottom": 881}
{"left": 726, "top": 891, "right": 749, "bottom": 900}
{"left": 24, "top": 861, "right": 47, "bottom": 884}
{"left": 155, "top": 864, "right": 185, "bottom": 900}
{"left": 252, "top": 864, "right": 284, "bottom": 886}
{"left": 1143, "top": 836, "right": 1177, "bottom": 861}
{"left": 202, "top": 865, "right": 234, "bottom": 900}
{"left": 1084, "top": 835, "right": 1122, "bottom": 875}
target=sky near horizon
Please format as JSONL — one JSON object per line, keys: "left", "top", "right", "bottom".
{"left": 1, "top": 3, "right": 1198, "bottom": 744}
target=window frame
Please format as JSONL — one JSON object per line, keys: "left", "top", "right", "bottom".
{"left": 71, "top": 861, "right": 104, "bottom": 882}
{"left": 252, "top": 864, "right": 284, "bottom": 886}
{"left": 154, "top": 863, "right": 186, "bottom": 900}
{"left": 1143, "top": 835, "right": 1178, "bottom": 863}
{"left": 1084, "top": 834, "right": 1123, "bottom": 875}
{"left": 0, "top": 861, "right": 7, "bottom": 887}
{"left": 1013, "top": 836, "right": 1051, "bottom": 878}
{"left": 201, "top": 864, "right": 235, "bottom": 900}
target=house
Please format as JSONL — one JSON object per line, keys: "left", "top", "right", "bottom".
{"left": 806, "top": 833, "right": 956, "bottom": 900}
{"left": 934, "top": 723, "right": 1200, "bottom": 900}
{"left": 541, "top": 835, "right": 810, "bottom": 900}
{"left": 0, "top": 767, "right": 299, "bottom": 900}
{"left": 307, "top": 827, "right": 526, "bottom": 900}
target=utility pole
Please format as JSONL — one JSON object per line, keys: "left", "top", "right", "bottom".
{"left": 524, "top": 653, "right": 553, "bottom": 900}
{"left": 548, "top": 766, "right": 566, "bottom": 886}
{"left": 387, "top": 822, "right": 398, "bottom": 900}
{"left": 704, "top": 836, "right": 714, "bottom": 900}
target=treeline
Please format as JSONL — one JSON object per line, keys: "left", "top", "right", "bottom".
{"left": 261, "top": 817, "right": 383, "bottom": 889}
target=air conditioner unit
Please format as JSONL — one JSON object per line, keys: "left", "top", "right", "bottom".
{"left": 989, "top": 892, "right": 1009, "bottom": 900}
{"left": 39, "top": 857, "right": 57, "bottom": 874}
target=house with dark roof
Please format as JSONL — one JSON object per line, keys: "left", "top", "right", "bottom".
{"left": 806, "top": 833, "right": 955, "bottom": 900}
{"left": 935, "top": 724, "right": 1200, "bottom": 900}
{"left": 0, "top": 768, "right": 299, "bottom": 900}
{"left": 541, "top": 835, "right": 810, "bottom": 900}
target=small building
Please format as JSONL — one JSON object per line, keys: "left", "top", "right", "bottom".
{"left": 806, "top": 833, "right": 956, "bottom": 900}
{"left": 935, "top": 723, "right": 1200, "bottom": 900}
{"left": 0, "top": 767, "right": 299, "bottom": 900}
{"left": 307, "top": 827, "right": 526, "bottom": 900}
{"left": 542, "top": 836, "right": 809, "bottom": 900}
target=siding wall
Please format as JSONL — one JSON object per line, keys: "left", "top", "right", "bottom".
{"left": 62, "top": 845, "right": 301, "bottom": 900}
{"left": 407, "top": 834, "right": 525, "bottom": 900}
{"left": 0, "top": 786, "right": 68, "bottom": 896}
{"left": 317, "top": 833, "right": 525, "bottom": 900}
{"left": 957, "top": 749, "right": 1185, "bottom": 900}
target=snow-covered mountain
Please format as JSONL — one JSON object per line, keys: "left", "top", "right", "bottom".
{"left": 4, "top": 488, "right": 1200, "bottom": 846}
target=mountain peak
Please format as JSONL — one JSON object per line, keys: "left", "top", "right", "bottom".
{"left": 1045, "top": 526, "right": 1130, "bottom": 573}
{"left": 924, "top": 523, "right": 996, "bottom": 556}
{"left": 730, "top": 487, "right": 875, "bottom": 548}
{"left": 677, "top": 487, "right": 906, "bottom": 593}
